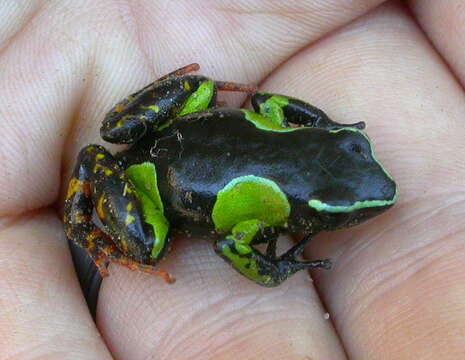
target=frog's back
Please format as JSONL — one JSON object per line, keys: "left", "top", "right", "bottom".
{"left": 121, "top": 108, "right": 333, "bottom": 230}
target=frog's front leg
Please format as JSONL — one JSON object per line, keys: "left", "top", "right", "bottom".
{"left": 211, "top": 175, "right": 330, "bottom": 286}
{"left": 64, "top": 145, "right": 173, "bottom": 281}
{"left": 251, "top": 92, "right": 365, "bottom": 130}
{"left": 214, "top": 221, "right": 331, "bottom": 287}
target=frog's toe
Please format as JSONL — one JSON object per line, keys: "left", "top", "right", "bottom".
{"left": 105, "top": 249, "right": 175, "bottom": 283}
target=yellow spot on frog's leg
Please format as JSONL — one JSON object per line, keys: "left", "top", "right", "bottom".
{"left": 96, "top": 196, "right": 105, "bottom": 220}
{"left": 125, "top": 214, "right": 135, "bottom": 225}
{"left": 141, "top": 104, "right": 160, "bottom": 113}
{"left": 93, "top": 163, "right": 113, "bottom": 176}
{"left": 66, "top": 178, "right": 89, "bottom": 199}
{"left": 183, "top": 81, "right": 191, "bottom": 91}
{"left": 116, "top": 115, "right": 132, "bottom": 128}
{"left": 115, "top": 104, "right": 125, "bottom": 113}
{"left": 96, "top": 153, "right": 105, "bottom": 160}
{"left": 66, "top": 178, "right": 80, "bottom": 199}
{"left": 72, "top": 213, "right": 90, "bottom": 224}
{"left": 120, "top": 238, "right": 129, "bottom": 253}
{"left": 86, "top": 229, "right": 101, "bottom": 250}
{"left": 126, "top": 202, "right": 133, "bottom": 212}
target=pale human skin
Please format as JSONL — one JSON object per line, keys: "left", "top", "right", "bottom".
{"left": 1, "top": 0, "right": 464, "bottom": 359}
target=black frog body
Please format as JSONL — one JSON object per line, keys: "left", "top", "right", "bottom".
{"left": 64, "top": 64, "right": 397, "bottom": 286}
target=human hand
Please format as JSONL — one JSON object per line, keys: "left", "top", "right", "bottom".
{"left": 1, "top": 1, "right": 464, "bottom": 359}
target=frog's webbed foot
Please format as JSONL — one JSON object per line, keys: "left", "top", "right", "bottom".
{"left": 277, "top": 233, "right": 331, "bottom": 270}
{"left": 251, "top": 92, "right": 365, "bottom": 130}
{"left": 64, "top": 145, "right": 171, "bottom": 280}
{"left": 76, "top": 228, "right": 175, "bottom": 282}
{"left": 103, "top": 243, "right": 175, "bottom": 283}
{"left": 214, "top": 222, "right": 330, "bottom": 287}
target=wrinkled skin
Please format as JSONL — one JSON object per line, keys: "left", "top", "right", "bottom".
{"left": 1, "top": 1, "right": 464, "bottom": 359}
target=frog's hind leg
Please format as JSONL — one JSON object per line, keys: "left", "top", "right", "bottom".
{"left": 64, "top": 145, "right": 172, "bottom": 281}
{"left": 251, "top": 92, "right": 365, "bottom": 130}
{"left": 214, "top": 223, "right": 330, "bottom": 287}
{"left": 101, "top": 64, "right": 256, "bottom": 144}
{"left": 103, "top": 242, "right": 175, "bottom": 283}
{"left": 215, "top": 81, "right": 257, "bottom": 94}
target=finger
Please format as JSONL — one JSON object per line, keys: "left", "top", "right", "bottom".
{"left": 0, "top": 0, "right": 89, "bottom": 216}
{"left": 0, "top": 1, "right": 42, "bottom": 48}
{"left": 408, "top": 0, "right": 465, "bottom": 87}
{"left": 254, "top": 2, "right": 465, "bottom": 359}
{"left": 119, "top": 0, "right": 387, "bottom": 80}
{"left": 97, "top": 236, "right": 346, "bottom": 360}
{"left": 0, "top": 210, "right": 112, "bottom": 359}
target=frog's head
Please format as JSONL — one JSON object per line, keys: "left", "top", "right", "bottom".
{"left": 307, "top": 128, "right": 397, "bottom": 229}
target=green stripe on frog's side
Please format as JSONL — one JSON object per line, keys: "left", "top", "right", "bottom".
{"left": 178, "top": 80, "right": 214, "bottom": 116}
{"left": 241, "top": 110, "right": 304, "bottom": 132}
{"left": 212, "top": 175, "right": 290, "bottom": 232}
{"left": 222, "top": 219, "right": 272, "bottom": 285}
{"left": 308, "top": 197, "right": 397, "bottom": 213}
{"left": 125, "top": 162, "right": 169, "bottom": 259}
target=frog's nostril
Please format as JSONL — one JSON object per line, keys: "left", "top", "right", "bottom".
{"left": 380, "top": 181, "right": 396, "bottom": 200}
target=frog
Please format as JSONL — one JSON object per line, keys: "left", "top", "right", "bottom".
{"left": 64, "top": 63, "right": 397, "bottom": 287}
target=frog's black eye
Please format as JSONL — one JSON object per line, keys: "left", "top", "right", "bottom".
{"left": 348, "top": 141, "right": 370, "bottom": 160}
{"left": 350, "top": 143, "right": 362, "bottom": 154}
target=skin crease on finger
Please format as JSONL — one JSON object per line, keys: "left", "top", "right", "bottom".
{"left": 0, "top": 1, "right": 464, "bottom": 360}
{"left": 255, "top": 2, "right": 465, "bottom": 360}
{"left": 408, "top": 0, "right": 465, "bottom": 87}
{"left": 0, "top": 211, "right": 113, "bottom": 359}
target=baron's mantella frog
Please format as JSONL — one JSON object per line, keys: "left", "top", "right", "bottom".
{"left": 64, "top": 64, "right": 397, "bottom": 286}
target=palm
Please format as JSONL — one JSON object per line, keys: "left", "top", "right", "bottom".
{"left": 1, "top": 1, "right": 464, "bottom": 359}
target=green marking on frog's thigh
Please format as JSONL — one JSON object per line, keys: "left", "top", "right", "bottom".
{"left": 212, "top": 175, "right": 290, "bottom": 232}
{"left": 125, "top": 162, "right": 169, "bottom": 259}
{"left": 229, "top": 219, "right": 262, "bottom": 255}
{"left": 221, "top": 219, "right": 273, "bottom": 284}
{"left": 126, "top": 162, "right": 164, "bottom": 212}
{"left": 258, "top": 94, "right": 290, "bottom": 126}
{"left": 241, "top": 110, "right": 304, "bottom": 132}
{"left": 178, "top": 80, "right": 214, "bottom": 116}
{"left": 222, "top": 244, "right": 272, "bottom": 285}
